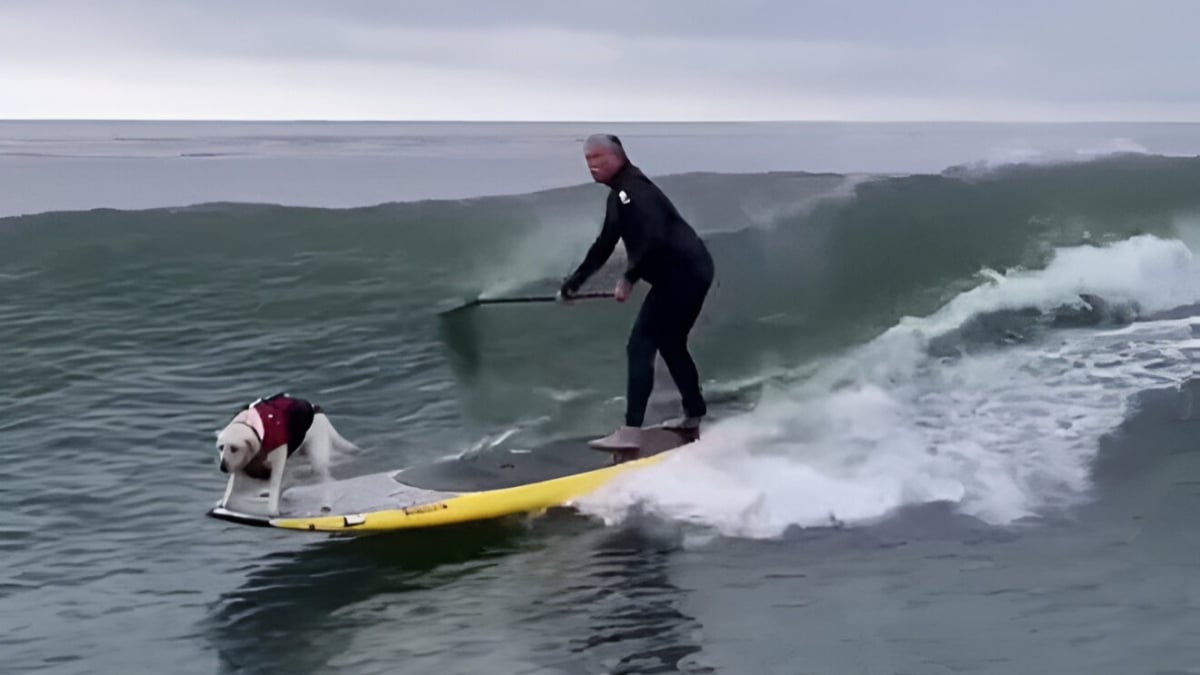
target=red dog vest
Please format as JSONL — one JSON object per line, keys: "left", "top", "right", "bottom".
{"left": 240, "top": 393, "right": 316, "bottom": 480}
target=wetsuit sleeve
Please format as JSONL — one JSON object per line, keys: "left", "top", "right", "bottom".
{"left": 561, "top": 194, "right": 620, "bottom": 295}
{"left": 621, "top": 187, "right": 671, "bottom": 285}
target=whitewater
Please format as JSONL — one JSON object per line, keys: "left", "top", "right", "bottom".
{"left": 578, "top": 234, "right": 1200, "bottom": 536}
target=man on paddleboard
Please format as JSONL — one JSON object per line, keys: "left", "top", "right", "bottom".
{"left": 559, "top": 134, "right": 715, "bottom": 449}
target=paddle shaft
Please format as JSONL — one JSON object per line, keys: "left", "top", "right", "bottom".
{"left": 472, "top": 292, "right": 610, "bottom": 306}
{"left": 441, "top": 291, "right": 612, "bottom": 315}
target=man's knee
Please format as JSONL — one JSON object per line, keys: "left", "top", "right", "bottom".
{"left": 657, "top": 337, "right": 687, "bottom": 362}
{"left": 627, "top": 330, "right": 655, "bottom": 362}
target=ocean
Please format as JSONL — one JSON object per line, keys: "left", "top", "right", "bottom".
{"left": 2, "top": 120, "right": 1199, "bottom": 674}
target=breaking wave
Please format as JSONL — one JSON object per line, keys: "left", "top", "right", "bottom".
{"left": 575, "top": 234, "right": 1200, "bottom": 537}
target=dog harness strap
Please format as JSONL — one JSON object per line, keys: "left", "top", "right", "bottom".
{"left": 234, "top": 420, "right": 262, "bottom": 444}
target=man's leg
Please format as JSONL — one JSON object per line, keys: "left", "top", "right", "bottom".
{"left": 624, "top": 290, "right": 660, "bottom": 427}
{"left": 659, "top": 296, "right": 708, "bottom": 422}
{"left": 659, "top": 336, "right": 705, "bottom": 420}
{"left": 590, "top": 287, "right": 660, "bottom": 448}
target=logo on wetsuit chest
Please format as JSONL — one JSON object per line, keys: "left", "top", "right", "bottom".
{"left": 618, "top": 190, "right": 631, "bottom": 205}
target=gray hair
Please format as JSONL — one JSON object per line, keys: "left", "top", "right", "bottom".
{"left": 584, "top": 133, "right": 627, "bottom": 160}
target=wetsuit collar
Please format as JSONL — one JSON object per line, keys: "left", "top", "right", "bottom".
{"left": 605, "top": 160, "right": 638, "bottom": 188}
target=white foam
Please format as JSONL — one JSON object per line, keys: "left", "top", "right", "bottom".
{"left": 1076, "top": 137, "right": 1150, "bottom": 158}
{"left": 574, "top": 235, "right": 1200, "bottom": 538}
{"left": 736, "top": 175, "right": 867, "bottom": 230}
{"left": 972, "top": 137, "right": 1150, "bottom": 171}
{"left": 981, "top": 145, "right": 1046, "bottom": 168}
{"left": 475, "top": 214, "right": 626, "bottom": 299}
{"left": 473, "top": 175, "right": 868, "bottom": 296}
{"left": 902, "top": 235, "right": 1198, "bottom": 337}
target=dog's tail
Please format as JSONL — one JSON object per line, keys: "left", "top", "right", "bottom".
{"left": 314, "top": 411, "right": 360, "bottom": 454}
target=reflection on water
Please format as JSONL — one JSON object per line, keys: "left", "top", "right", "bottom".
{"left": 204, "top": 512, "right": 711, "bottom": 674}
{"left": 567, "top": 524, "right": 713, "bottom": 674}
{"left": 205, "top": 520, "right": 530, "bottom": 674}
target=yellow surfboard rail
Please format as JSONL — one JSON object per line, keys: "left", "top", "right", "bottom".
{"left": 268, "top": 446, "right": 677, "bottom": 533}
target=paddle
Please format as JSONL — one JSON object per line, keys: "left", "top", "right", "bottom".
{"left": 436, "top": 290, "right": 613, "bottom": 375}
{"left": 438, "top": 291, "right": 612, "bottom": 316}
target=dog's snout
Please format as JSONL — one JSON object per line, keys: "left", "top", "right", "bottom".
{"left": 219, "top": 459, "right": 228, "bottom": 473}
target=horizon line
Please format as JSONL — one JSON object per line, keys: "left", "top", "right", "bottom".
{"left": 3, "top": 117, "right": 1200, "bottom": 125}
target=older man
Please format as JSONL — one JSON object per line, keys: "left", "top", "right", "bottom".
{"left": 559, "top": 134, "right": 715, "bottom": 449}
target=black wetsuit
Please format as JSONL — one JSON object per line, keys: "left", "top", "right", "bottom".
{"left": 561, "top": 162, "right": 715, "bottom": 427}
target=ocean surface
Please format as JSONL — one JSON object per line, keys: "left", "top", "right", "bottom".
{"left": 2, "top": 120, "right": 1200, "bottom": 674}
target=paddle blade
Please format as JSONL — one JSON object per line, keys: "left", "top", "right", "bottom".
{"left": 437, "top": 308, "right": 484, "bottom": 377}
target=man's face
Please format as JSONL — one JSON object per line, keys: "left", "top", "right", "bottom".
{"left": 584, "top": 144, "right": 623, "bottom": 184}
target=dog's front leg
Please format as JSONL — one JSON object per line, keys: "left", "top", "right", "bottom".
{"left": 265, "top": 446, "right": 288, "bottom": 516}
{"left": 219, "top": 474, "right": 236, "bottom": 508}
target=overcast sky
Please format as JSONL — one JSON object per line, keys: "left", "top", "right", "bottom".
{"left": 3, "top": 0, "right": 1198, "bottom": 122}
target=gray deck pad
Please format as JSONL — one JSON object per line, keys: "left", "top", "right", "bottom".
{"left": 395, "top": 426, "right": 696, "bottom": 493}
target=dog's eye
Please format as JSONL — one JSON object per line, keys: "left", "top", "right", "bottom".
{"left": 231, "top": 447, "right": 240, "bottom": 453}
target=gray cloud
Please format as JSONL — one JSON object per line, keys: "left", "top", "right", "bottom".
{"left": 2, "top": 0, "right": 1198, "bottom": 120}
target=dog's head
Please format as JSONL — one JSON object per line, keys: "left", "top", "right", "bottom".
{"left": 216, "top": 415, "right": 263, "bottom": 474}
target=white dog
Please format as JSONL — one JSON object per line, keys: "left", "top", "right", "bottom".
{"left": 215, "top": 393, "right": 357, "bottom": 516}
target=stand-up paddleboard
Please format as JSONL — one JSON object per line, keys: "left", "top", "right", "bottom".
{"left": 205, "top": 423, "right": 699, "bottom": 533}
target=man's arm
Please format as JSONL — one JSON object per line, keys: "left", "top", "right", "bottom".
{"left": 561, "top": 195, "right": 620, "bottom": 295}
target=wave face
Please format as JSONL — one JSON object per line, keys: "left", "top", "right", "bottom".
{"left": 2, "top": 153, "right": 1200, "bottom": 542}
